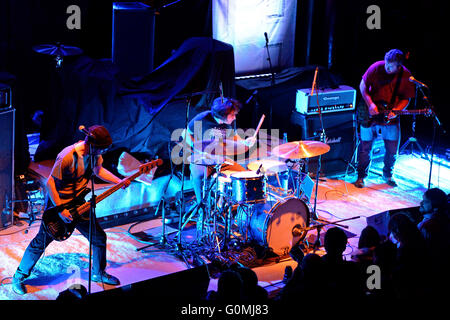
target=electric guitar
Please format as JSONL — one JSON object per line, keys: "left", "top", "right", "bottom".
{"left": 368, "top": 101, "right": 432, "bottom": 125}
{"left": 43, "top": 159, "right": 163, "bottom": 241}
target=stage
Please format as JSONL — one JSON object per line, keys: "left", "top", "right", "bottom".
{"left": 1, "top": 146, "right": 447, "bottom": 301}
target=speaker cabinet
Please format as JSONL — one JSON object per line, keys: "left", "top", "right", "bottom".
{"left": 0, "top": 108, "right": 14, "bottom": 228}
{"left": 290, "top": 110, "right": 356, "bottom": 176}
{"left": 112, "top": 2, "right": 155, "bottom": 78}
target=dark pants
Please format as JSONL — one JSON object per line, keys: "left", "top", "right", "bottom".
{"left": 357, "top": 123, "right": 400, "bottom": 179}
{"left": 15, "top": 211, "right": 107, "bottom": 280}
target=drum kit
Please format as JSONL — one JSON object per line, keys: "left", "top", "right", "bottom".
{"left": 188, "top": 135, "right": 354, "bottom": 257}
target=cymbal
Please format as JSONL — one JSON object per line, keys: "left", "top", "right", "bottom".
{"left": 247, "top": 159, "right": 287, "bottom": 174}
{"left": 272, "top": 140, "right": 330, "bottom": 159}
{"left": 193, "top": 139, "right": 248, "bottom": 156}
{"left": 33, "top": 43, "right": 83, "bottom": 57}
{"left": 189, "top": 153, "right": 227, "bottom": 166}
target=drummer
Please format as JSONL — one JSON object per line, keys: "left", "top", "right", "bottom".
{"left": 186, "top": 97, "right": 256, "bottom": 206}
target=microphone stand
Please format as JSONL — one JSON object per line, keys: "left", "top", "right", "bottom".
{"left": 419, "top": 86, "right": 445, "bottom": 189}
{"left": 264, "top": 32, "right": 275, "bottom": 131}
{"left": 311, "top": 67, "right": 325, "bottom": 221}
{"left": 87, "top": 144, "right": 96, "bottom": 295}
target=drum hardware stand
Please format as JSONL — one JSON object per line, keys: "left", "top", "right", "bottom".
{"left": 180, "top": 163, "right": 222, "bottom": 237}
{"left": 137, "top": 159, "right": 175, "bottom": 251}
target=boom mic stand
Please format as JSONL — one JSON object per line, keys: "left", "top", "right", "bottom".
{"left": 310, "top": 66, "right": 325, "bottom": 222}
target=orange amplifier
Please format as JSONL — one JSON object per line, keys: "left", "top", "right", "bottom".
{"left": 295, "top": 85, "right": 356, "bottom": 115}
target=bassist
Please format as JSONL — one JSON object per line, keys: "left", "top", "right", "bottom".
{"left": 12, "top": 125, "right": 130, "bottom": 295}
{"left": 355, "top": 49, "right": 415, "bottom": 188}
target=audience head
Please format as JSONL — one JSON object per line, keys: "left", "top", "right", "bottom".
{"left": 217, "top": 269, "right": 243, "bottom": 301}
{"left": 324, "top": 227, "right": 348, "bottom": 256}
{"left": 388, "top": 212, "right": 424, "bottom": 248}
{"left": 300, "top": 253, "right": 323, "bottom": 279}
{"left": 420, "top": 188, "right": 448, "bottom": 215}
{"left": 358, "top": 225, "right": 381, "bottom": 249}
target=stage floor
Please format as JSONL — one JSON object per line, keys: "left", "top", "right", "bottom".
{"left": 2, "top": 151, "right": 448, "bottom": 301}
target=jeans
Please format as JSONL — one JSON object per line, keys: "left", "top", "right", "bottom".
{"left": 15, "top": 208, "right": 107, "bottom": 280}
{"left": 357, "top": 123, "right": 400, "bottom": 179}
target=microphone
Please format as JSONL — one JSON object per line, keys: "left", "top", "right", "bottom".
{"left": 79, "top": 125, "right": 90, "bottom": 136}
{"left": 409, "top": 76, "right": 429, "bottom": 88}
{"left": 245, "top": 90, "right": 258, "bottom": 104}
{"left": 264, "top": 32, "right": 269, "bottom": 45}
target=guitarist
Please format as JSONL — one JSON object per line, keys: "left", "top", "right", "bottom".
{"left": 12, "top": 125, "right": 131, "bottom": 295}
{"left": 354, "top": 49, "right": 415, "bottom": 188}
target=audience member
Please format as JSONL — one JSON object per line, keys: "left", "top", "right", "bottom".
{"left": 205, "top": 269, "right": 243, "bottom": 302}
{"left": 352, "top": 226, "right": 381, "bottom": 267}
{"left": 417, "top": 188, "right": 450, "bottom": 293}
{"left": 234, "top": 266, "right": 268, "bottom": 302}
{"left": 278, "top": 253, "right": 325, "bottom": 303}
{"left": 321, "top": 227, "right": 365, "bottom": 301}
{"left": 388, "top": 212, "right": 431, "bottom": 299}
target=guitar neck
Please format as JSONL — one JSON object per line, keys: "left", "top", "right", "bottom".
{"left": 385, "top": 109, "right": 429, "bottom": 115}
{"left": 74, "top": 159, "right": 162, "bottom": 216}
{"left": 76, "top": 170, "right": 142, "bottom": 216}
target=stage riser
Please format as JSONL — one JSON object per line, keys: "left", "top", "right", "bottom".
{"left": 91, "top": 175, "right": 194, "bottom": 228}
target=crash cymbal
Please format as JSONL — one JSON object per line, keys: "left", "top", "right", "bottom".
{"left": 33, "top": 43, "right": 83, "bottom": 57}
{"left": 193, "top": 139, "right": 248, "bottom": 156}
{"left": 272, "top": 140, "right": 330, "bottom": 159}
{"left": 247, "top": 159, "right": 287, "bottom": 174}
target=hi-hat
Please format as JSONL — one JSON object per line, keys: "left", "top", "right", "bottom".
{"left": 272, "top": 140, "right": 330, "bottom": 159}
{"left": 247, "top": 159, "right": 287, "bottom": 174}
{"left": 193, "top": 139, "right": 248, "bottom": 156}
{"left": 33, "top": 43, "right": 83, "bottom": 57}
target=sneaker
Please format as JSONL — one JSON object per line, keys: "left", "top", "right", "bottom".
{"left": 354, "top": 178, "right": 365, "bottom": 188}
{"left": 383, "top": 177, "right": 397, "bottom": 187}
{"left": 91, "top": 271, "right": 120, "bottom": 286}
{"left": 12, "top": 275, "right": 27, "bottom": 295}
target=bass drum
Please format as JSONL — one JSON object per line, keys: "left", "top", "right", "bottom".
{"left": 236, "top": 197, "right": 310, "bottom": 256}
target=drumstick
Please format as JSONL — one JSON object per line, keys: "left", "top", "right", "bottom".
{"left": 253, "top": 114, "right": 265, "bottom": 138}
{"left": 219, "top": 82, "right": 224, "bottom": 103}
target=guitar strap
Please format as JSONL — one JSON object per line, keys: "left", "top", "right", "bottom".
{"left": 389, "top": 67, "right": 404, "bottom": 107}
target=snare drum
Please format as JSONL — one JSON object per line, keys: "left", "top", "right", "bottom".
{"left": 230, "top": 171, "right": 267, "bottom": 204}
{"left": 236, "top": 197, "right": 310, "bottom": 256}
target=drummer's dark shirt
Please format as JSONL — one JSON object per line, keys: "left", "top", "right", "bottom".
{"left": 187, "top": 111, "right": 235, "bottom": 143}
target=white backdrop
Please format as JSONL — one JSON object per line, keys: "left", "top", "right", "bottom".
{"left": 212, "top": 0, "right": 297, "bottom": 75}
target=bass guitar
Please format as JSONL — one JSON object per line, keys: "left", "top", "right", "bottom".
{"left": 43, "top": 159, "right": 163, "bottom": 241}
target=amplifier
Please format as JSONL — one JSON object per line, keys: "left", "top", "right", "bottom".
{"left": 295, "top": 85, "right": 356, "bottom": 115}
{"left": 290, "top": 110, "right": 356, "bottom": 176}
